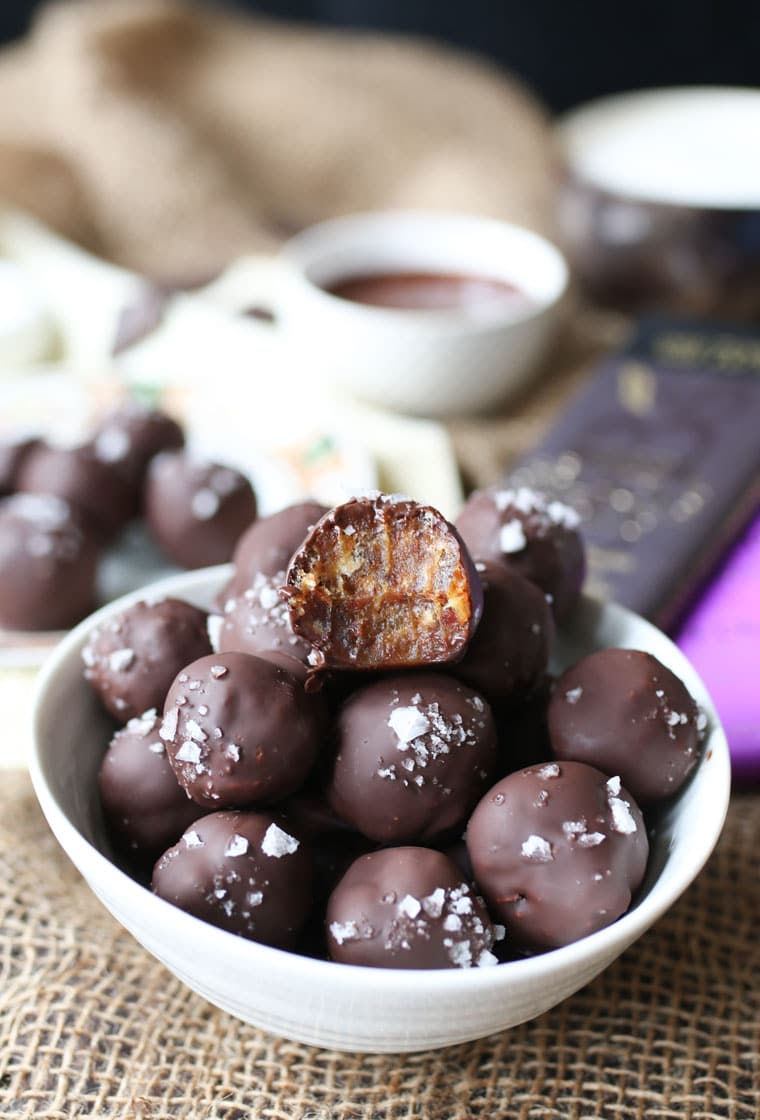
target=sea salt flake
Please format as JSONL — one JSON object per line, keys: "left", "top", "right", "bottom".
{"left": 565, "top": 686, "right": 583, "bottom": 704}
{"left": 447, "top": 940, "right": 473, "bottom": 968}
{"left": 609, "top": 797, "right": 637, "bottom": 835}
{"left": 184, "top": 830, "right": 203, "bottom": 848}
{"left": 176, "top": 741, "right": 201, "bottom": 764}
{"left": 191, "top": 488, "right": 220, "bottom": 520}
{"left": 578, "top": 831, "right": 606, "bottom": 848}
{"left": 225, "top": 742, "right": 240, "bottom": 762}
{"left": 499, "top": 519, "right": 527, "bottom": 554}
{"left": 493, "top": 924, "right": 506, "bottom": 941}
{"left": 521, "top": 834, "right": 554, "bottom": 862}
{"left": 606, "top": 775, "right": 622, "bottom": 796}
{"left": 247, "top": 891, "right": 263, "bottom": 907}
{"left": 148, "top": 741, "right": 164, "bottom": 754}
{"left": 185, "top": 719, "right": 208, "bottom": 743}
{"left": 537, "top": 763, "right": 560, "bottom": 779}
{"left": 258, "top": 584, "right": 280, "bottom": 611}
{"left": 210, "top": 665, "right": 228, "bottom": 679}
{"left": 224, "top": 834, "right": 249, "bottom": 857}
{"left": 388, "top": 706, "right": 431, "bottom": 744}
{"left": 261, "top": 823, "right": 299, "bottom": 858}
{"left": 422, "top": 888, "right": 445, "bottom": 918}
{"left": 443, "top": 914, "right": 462, "bottom": 932}
{"left": 108, "top": 648, "right": 135, "bottom": 673}
{"left": 562, "top": 818, "right": 587, "bottom": 837}
{"left": 477, "top": 949, "right": 499, "bottom": 967}
{"left": 330, "top": 920, "right": 360, "bottom": 945}
{"left": 398, "top": 895, "right": 421, "bottom": 919}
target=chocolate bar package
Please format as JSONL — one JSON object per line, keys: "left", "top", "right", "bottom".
{"left": 506, "top": 316, "right": 760, "bottom": 631}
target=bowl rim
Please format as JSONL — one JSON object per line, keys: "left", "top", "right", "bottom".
{"left": 280, "top": 209, "right": 570, "bottom": 334}
{"left": 29, "top": 566, "right": 731, "bottom": 1000}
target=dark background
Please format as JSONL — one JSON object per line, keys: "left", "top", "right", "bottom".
{"left": 1, "top": 0, "right": 758, "bottom": 112}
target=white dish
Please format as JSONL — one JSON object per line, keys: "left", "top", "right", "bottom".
{"left": 30, "top": 567, "right": 729, "bottom": 1053}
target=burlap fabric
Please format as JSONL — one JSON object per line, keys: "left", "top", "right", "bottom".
{"left": 0, "top": 0, "right": 553, "bottom": 282}
{"left": 0, "top": 768, "right": 757, "bottom": 1118}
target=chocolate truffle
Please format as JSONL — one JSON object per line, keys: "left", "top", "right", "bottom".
{"left": 161, "top": 651, "right": 325, "bottom": 808}
{"left": 453, "top": 562, "right": 553, "bottom": 705}
{"left": 230, "top": 501, "right": 328, "bottom": 590}
{"left": 466, "top": 761, "right": 649, "bottom": 951}
{"left": 98, "top": 709, "right": 200, "bottom": 864}
{"left": 285, "top": 494, "right": 483, "bottom": 670}
{"left": 328, "top": 673, "right": 498, "bottom": 844}
{"left": 144, "top": 451, "right": 257, "bottom": 569}
{"left": 92, "top": 400, "right": 185, "bottom": 491}
{"left": 456, "top": 486, "right": 585, "bottom": 621}
{"left": 17, "top": 442, "right": 136, "bottom": 540}
{"left": 548, "top": 648, "right": 701, "bottom": 803}
{"left": 82, "top": 597, "right": 212, "bottom": 720}
{"left": 0, "top": 435, "right": 40, "bottom": 496}
{"left": 214, "top": 570, "right": 314, "bottom": 666}
{"left": 152, "top": 810, "right": 312, "bottom": 948}
{"left": 326, "top": 846, "right": 502, "bottom": 969}
{"left": 0, "top": 494, "right": 99, "bottom": 631}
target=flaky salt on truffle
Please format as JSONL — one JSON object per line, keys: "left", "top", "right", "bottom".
{"left": 326, "top": 846, "right": 503, "bottom": 969}
{"left": 152, "top": 810, "right": 313, "bottom": 948}
{"left": 456, "top": 486, "right": 585, "bottom": 621}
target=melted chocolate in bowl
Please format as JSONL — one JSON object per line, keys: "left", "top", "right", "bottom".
{"left": 325, "top": 272, "right": 530, "bottom": 316}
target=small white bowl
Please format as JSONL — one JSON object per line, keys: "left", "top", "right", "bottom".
{"left": 277, "top": 211, "right": 569, "bottom": 418}
{"left": 30, "top": 567, "right": 729, "bottom": 1053}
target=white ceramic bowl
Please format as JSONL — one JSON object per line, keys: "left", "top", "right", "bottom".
{"left": 277, "top": 211, "right": 569, "bottom": 418}
{"left": 30, "top": 567, "right": 729, "bottom": 1053}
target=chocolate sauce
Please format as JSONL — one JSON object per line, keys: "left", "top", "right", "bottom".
{"left": 326, "top": 271, "right": 527, "bottom": 313}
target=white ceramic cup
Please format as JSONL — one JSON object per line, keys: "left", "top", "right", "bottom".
{"left": 213, "top": 211, "right": 569, "bottom": 418}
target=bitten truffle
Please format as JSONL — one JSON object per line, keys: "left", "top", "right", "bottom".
{"left": 98, "top": 708, "right": 200, "bottom": 864}
{"left": 453, "top": 562, "right": 553, "bottom": 705}
{"left": 152, "top": 810, "right": 312, "bottom": 948}
{"left": 82, "top": 597, "right": 212, "bottom": 720}
{"left": 548, "top": 648, "right": 702, "bottom": 803}
{"left": 466, "top": 761, "right": 649, "bottom": 950}
{"left": 144, "top": 451, "right": 257, "bottom": 569}
{"left": 285, "top": 494, "right": 483, "bottom": 670}
{"left": 0, "top": 493, "right": 99, "bottom": 631}
{"left": 328, "top": 673, "right": 497, "bottom": 844}
{"left": 456, "top": 486, "right": 585, "bottom": 621}
{"left": 326, "top": 846, "right": 502, "bottom": 969}
{"left": 161, "top": 651, "right": 325, "bottom": 808}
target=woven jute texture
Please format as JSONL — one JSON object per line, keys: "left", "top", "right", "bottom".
{"left": 1, "top": 769, "right": 758, "bottom": 1119}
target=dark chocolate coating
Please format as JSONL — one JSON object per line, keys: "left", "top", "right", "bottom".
{"left": 230, "top": 501, "right": 328, "bottom": 590}
{"left": 161, "top": 651, "right": 325, "bottom": 808}
{"left": 98, "top": 709, "right": 200, "bottom": 864}
{"left": 548, "top": 648, "right": 700, "bottom": 804}
{"left": 0, "top": 436, "right": 40, "bottom": 496}
{"left": 92, "top": 400, "right": 185, "bottom": 492}
{"left": 286, "top": 495, "right": 484, "bottom": 671}
{"left": 152, "top": 810, "right": 312, "bottom": 948}
{"left": 493, "top": 675, "right": 555, "bottom": 777}
{"left": 456, "top": 487, "right": 585, "bottom": 622}
{"left": 466, "top": 761, "right": 649, "bottom": 951}
{"left": 326, "top": 846, "right": 501, "bottom": 969}
{"left": 453, "top": 562, "right": 553, "bottom": 705}
{"left": 144, "top": 452, "right": 257, "bottom": 569}
{"left": 328, "top": 673, "right": 498, "bottom": 844}
{"left": 215, "top": 570, "right": 314, "bottom": 666}
{"left": 0, "top": 494, "right": 99, "bottom": 631}
{"left": 82, "top": 597, "right": 211, "bottom": 721}
{"left": 17, "top": 443, "right": 136, "bottom": 541}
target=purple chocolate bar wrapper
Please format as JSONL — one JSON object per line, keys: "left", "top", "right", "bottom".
{"left": 676, "top": 515, "right": 760, "bottom": 783}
